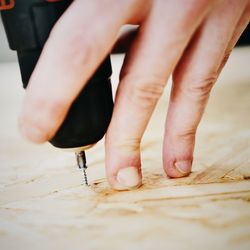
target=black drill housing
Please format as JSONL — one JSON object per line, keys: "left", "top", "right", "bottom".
{"left": 1, "top": 0, "right": 113, "bottom": 149}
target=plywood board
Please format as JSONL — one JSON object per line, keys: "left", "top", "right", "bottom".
{"left": 0, "top": 48, "right": 250, "bottom": 250}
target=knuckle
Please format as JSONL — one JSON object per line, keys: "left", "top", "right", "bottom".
{"left": 118, "top": 138, "right": 141, "bottom": 152}
{"left": 184, "top": 73, "right": 217, "bottom": 101}
{"left": 124, "top": 74, "right": 166, "bottom": 108}
{"left": 113, "top": 137, "right": 141, "bottom": 153}
{"left": 168, "top": 126, "right": 196, "bottom": 146}
{"left": 176, "top": 129, "right": 196, "bottom": 142}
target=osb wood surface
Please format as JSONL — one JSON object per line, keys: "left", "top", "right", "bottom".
{"left": 0, "top": 48, "right": 250, "bottom": 250}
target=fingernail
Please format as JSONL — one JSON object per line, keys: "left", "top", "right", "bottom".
{"left": 19, "top": 124, "right": 46, "bottom": 143}
{"left": 175, "top": 160, "right": 192, "bottom": 175}
{"left": 117, "top": 167, "right": 141, "bottom": 189}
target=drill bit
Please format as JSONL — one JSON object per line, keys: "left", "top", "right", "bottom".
{"left": 75, "top": 151, "right": 89, "bottom": 186}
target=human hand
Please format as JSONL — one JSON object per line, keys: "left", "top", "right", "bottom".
{"left": 19, "top": 0, "right": 250, "bottom": 190}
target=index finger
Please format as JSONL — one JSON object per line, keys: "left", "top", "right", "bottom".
{"left": 18, "top": 0, "right": 140, "bottom": 143}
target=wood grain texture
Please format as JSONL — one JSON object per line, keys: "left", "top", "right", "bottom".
{"left": 0, "top": 47, "right": 250, "bottom": 250}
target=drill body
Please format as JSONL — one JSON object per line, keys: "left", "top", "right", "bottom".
{"left": 1, "top": 0, "right": 113, "bottom": 150}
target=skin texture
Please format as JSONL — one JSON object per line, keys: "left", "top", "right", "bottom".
{"left": 18, "top": 0, "right": 250, "bottom": 190}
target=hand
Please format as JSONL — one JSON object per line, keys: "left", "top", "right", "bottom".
{"left": 19, "top": 0, "right": 250, "bottom": 190}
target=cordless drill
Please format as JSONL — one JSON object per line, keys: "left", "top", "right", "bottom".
{"left": 1, "top": 0, "right": 113, "bottom": 185}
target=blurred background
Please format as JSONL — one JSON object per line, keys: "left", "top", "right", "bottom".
{"left": 0, "top": 19, "right": 16, "bottom": 62}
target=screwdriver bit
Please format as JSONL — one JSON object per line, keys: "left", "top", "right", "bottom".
{"left": 75, "top": 151, "right": 89, "bottom": 186}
